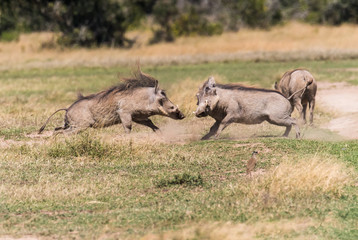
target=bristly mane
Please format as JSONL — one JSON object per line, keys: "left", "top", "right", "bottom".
{"left": 77, "top": 69, "right": 158, "bottom": 101}
{"left": 216, "top": 83, "right": 285, "bottom": 97}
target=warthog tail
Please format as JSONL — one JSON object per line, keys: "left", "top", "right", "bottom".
{"left": 287, "top": 77, "right": 313, "bottom": 100}
{"left": 38, "top": 108, "right": 67, "bottom": 134}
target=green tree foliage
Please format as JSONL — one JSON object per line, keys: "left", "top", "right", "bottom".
{"left": 150, "top": 0, "right": 178, "bottom": 43}
{"left": 0, "top": 0, "right": 144, "bottom": 46}
{"left": 1, "top": 0, "right": 358, "bottom": 46}
{"left": 323, "top": 0, "right": 358, "bottom": 25}
{"left": 52, "top": 0, "right": 129, "bottom": 47}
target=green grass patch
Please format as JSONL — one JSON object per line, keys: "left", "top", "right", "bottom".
{"left": 47, "top": 133, "right": 116, "bottom": 159}
{"left": 155, "top": 172, "right": 204, "bottom": 188}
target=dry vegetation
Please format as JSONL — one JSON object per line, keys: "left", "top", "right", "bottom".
{"left": 2, "top": 22, "right": 358, "bottom": 70}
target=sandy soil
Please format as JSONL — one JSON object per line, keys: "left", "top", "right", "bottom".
{"left": 317, "top": 82, "right": 358, "bottom": 139}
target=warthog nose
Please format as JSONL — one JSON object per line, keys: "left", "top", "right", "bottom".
{"left": 177, "top": 111, "right": 185, "bottom": 119}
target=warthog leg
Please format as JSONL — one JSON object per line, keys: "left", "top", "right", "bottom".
{"left": 309, "top": 99, "right": 315, "bottom": 125}
{"left": 118, "top": 112, "right": 132, "bottom": 134}
{"left": 268, "top": 116, "right": 300, "bottom": 139}
{"left": 53, "top": 126, "right": 84, "bottom": 136}
{"left": 133, "top": 119, "right": 159, "bottom": 132}
{"left": 214, "top": 118, "right": 234, "bottom": 139}
{"left": 293, "top": 98, "right": 304, "bottom": 124}
{"left": 302, "top": 103, "right": 308, "bottom": 124}
{"left": 201, "top": 120, "right": 220, "bottom": 140}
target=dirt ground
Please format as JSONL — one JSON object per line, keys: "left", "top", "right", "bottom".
{"left": 318, "top": 82, "right": 358, "bottom": 139}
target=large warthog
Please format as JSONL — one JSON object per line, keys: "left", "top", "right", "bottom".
{"left": 39, "top": 69, "right": 185, "bottom": 134}
{"left": 195, "top": 77, "right": 300, "bottom": 140}
{"left": 275, "top": 69, "right": 317, "bottom": 124}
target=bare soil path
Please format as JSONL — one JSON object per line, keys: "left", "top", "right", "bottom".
{"left": 318, "top": 82, "right": 358, "bottom": 139}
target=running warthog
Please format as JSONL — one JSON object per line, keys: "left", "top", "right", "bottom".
{"left": 39, "top": 69, "right": 185, "bottom": 134}
{"left": 275, "top": 69, "right": 317, "bottom": 124}
{"left": 195, "top": 77, "right": 300, "bottom": 140}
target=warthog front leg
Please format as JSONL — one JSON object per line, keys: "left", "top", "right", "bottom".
{"left": 201, "top": 120, "right": 220, "bottom": 140}
{"left": 214, "top": 117, "right": 234, "bottom": 139}
{"left": 134, "top": 119, "right": 159, "bottom": 132}
{"left": 119, "top": 113, "right": 132, "bottom": 134}
{"left": 202, "top": 115, "right": 234, "bottom": 140}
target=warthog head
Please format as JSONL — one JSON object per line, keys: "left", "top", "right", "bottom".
{"left": 274, "top": 81, "right": 282, "bottom": 92}
{"left": 154, "top": 81, "right": 185, "bottom": 120}
{"left": 195, "top": 77, "right": 220, "bottom": 118}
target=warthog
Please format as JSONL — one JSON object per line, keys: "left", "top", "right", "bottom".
{"left": 195, "top": 77, "right": 300, "bottom": 140}
{"left": 39, "top": 69, "right": 185, "bottom": 134}
{"left": 275, "top": 69, "right": 317, "bottom": 124}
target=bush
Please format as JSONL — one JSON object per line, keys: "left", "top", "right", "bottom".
{"left": 323, "top": 0, "right": 358, "bottom": 25}
{"left": 172, "top": 8, "right": 223, "bottom": 37}
{"left": 0, "top": 0, "right": 142, "bottom": 47}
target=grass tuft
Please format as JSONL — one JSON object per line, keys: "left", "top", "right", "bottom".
{"left": 240, "top": 157, "right": 353, "bottom": 205}
{"left": 155, "top": 172, "right": 204, "bottom": 188}
{"left": 47, "top": 133, "right": 115, "bottom": 159}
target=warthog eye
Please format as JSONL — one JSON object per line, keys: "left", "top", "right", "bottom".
{"left": 159, "top": 99, "right": 164, "bottom": 106}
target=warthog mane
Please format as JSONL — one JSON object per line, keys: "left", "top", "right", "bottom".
{"left": 77, "top": 69, "right": 159, "bottom": 102}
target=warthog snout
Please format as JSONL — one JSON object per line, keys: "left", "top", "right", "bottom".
{"left": 176, "top": 110, "right": 185, "bottom": 119}
{"left": 195, "top": 100, "right": 210, "bottom": 118}
{"left": 170, "top": 106, "right": 185, "bottom": 119}
{"left": 161, "top": 102, "right": 185, "bottom": 120}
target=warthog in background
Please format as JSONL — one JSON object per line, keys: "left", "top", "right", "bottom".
{"left": 195, "top": 77, "right": 300, "bottom": 140}
{"left": 275, "top": 69, "right": 317, "bottom": 124}
{"left": 39, "top": 69, "right": 185, "bottom": 134}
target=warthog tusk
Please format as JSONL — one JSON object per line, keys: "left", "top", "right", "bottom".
{"left": 205, "top": 100, "right": 208, "bottom": 105}
{"left": 158, "top": 106, "right": 169, "bottom": 116}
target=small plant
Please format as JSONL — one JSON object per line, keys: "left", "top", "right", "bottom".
{"left": 155, "top": 172, "right": 204, "bottom": 188}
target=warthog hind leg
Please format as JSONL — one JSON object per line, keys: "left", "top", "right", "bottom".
{"left": 309, "top": 99, "right": 315, "bottom": 125}
{"left": 267, "top": 116, "right": 300, "bottom": 139}
{"left": 53, "top": 126, "right": 84, "bottom": 136}
{"left": 302, "top": 103, "right": 308, "bottom": 124}
{"left": 293, "top": 99, "right": 304, "bottom": 125}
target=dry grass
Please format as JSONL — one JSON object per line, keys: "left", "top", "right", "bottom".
{"left": 142, "top": 218, "right": 318, "bottom": 240}
{"left": 241, "top": 156, "right": 352, "bottom": 203}
{"left": 2, "top": 22, "right": 358, "bottom": 70}
{"left": 139, "top": 156, "right": 353, "bottom": 240}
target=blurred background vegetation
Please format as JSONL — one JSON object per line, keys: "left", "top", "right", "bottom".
{"left": 1, "top": 0, "right": 358, "bottom": 47}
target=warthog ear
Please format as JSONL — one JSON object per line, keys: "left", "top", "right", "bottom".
{"left": 207, "top": 76, "right": 216, "bottom": 88}
{"left": 154, "top": 80, "right": 159, "bottom": 93}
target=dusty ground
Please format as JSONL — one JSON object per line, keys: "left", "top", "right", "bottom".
{"left": 318, "top": 82, "right": 358, "bottom": 139}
